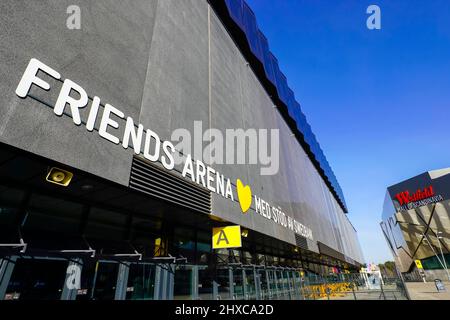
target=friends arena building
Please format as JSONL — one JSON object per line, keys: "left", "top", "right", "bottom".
{"left": 0, "top": 0, "right": 363, "bottom": 300}
{"left": 381, "top": 169, "right": 450, "bottom": 281}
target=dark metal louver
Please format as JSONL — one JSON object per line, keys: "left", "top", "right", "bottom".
{"left": 129, "top": 156, "right": 211, "bottom": 215}
{"left": 295, "top": 234, "right": 308, "bottom": 250}
{"left": 317, "top": 242, "right": 345, "bottom": 262}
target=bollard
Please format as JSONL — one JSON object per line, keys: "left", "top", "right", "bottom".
{"left": 352, "top": 283, "right": 357, "bottom": 300}
{"left": 380, "top": 280, "right": 386, "bottom": 300}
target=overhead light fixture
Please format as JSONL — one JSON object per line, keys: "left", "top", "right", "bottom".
{"left": 241, "top": 229, "right": 249, "bottom": 238}
{"left": 81, "top": 184, "right": 94, "bottom": 191}
{"left": 209, "top": 215, "right": 227, "bottom": 223}
{"left": 46, "top": 167, "right": 73, "bottom": 187}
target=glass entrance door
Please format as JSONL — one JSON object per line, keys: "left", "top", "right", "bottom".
{"left": 198, "top": 266, "right": 213, "bottom": 300}
{"left": 292, "top": 271, "right": 302, "bottom": 300}
{"left": 232, "top": 268, "right": 244, "bottom": 299}
{"left": 258, "top": 269, "right": 269, "bottom": 300}
{"left": 174, "top": 265, "right": 194, "bottom": 300}
{"left": 244, "top": 268, "right": 257, "bottom": 300}
{"left": 77, "top": 260, "right": 120, "bottom": 300}
{"left": 126, "top": 262, "right": 156, "bottom": 300}
{"left": 281, "top": 270, "right": 291, "bottom": 300}
{"left": 216, "top": 267, "right": 232, "bottom": 300}
{"left": 286, "top": 271, "right": 295, "bottom": 299}
{"left": 267, "top": 269, "right": 278, "bottom": 299}
{"left": 275, "top": 270, "right": 288, "bottom": 299}
{"left": 3, "top": 256, "right": 68, "bottom": 300}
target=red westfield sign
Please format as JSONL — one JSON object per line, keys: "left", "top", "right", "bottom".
{"left": 394, "top": 186, "right": 435, "bottom": 206}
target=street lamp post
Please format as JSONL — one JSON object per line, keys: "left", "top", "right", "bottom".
{"left": 436, "top": 231, "right": 450, "bottom": 281}
{"left": 422, "top": 235, "right": 445, "bottom": 270}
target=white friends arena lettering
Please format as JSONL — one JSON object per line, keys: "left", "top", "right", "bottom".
{"left": 15, "top": 57, "right": 312, "bottom": 240}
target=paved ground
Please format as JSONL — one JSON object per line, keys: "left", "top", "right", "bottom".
{"left": 405, "top": 281, "right": 450, "bottom": 300}
{"left": 309, "top": 282, "right": 450, "bottom": 300}
{"left": 327, "top": 289, "right": 407, "bottom": 300}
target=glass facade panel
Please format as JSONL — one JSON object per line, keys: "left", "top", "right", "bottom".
{"left": 275, "top": 270, "right": 284, "bottom": 299}
{"left": 244, "top": 268, "right": 257, "bottom": 299}
{"left": 174, "top": 266, "right": 193, "bottom": 300}
{"left": 216, "top": 268, "right": 232, "bottom": 300}
{"left": 267, "top": 270, "right": 277, "bottom": 298}
{"left": 174, "top": 227, "right": 196, "bottom": 263}
{"left": 421, "top": 254, "right": 450, "bottom": 270}
{"left": 292, "top": 272, "right": 303, "bottom": 300}
{"left": 4, "top": 258, "right": 67, "bottom": 300}
{"left": 232, "top": 269, "right": 244, "bottom": 299}
{"left": 126, "top": 263, "right": 155, "bottom": 300}
{"left": 84, "top": 208, "right": 128, "bottom": 244}
{"left": 225, "top": 0, "right": 244, "bottom": 29}
{"left": 198, "top": 268, "right": 213, "bottom": 300}
{"left": 275, "top": 70, "right": 290, "bottom": 105}
{"left": 286, "top": 89, "right": 297, "bottom": 120}
{"left": 242, "top": 3, "right": 263, "bottom": 61}
{"left": 258, "top": 269, "right": 269, "bottom": 300}
{"left": 89, "top": 261, "right": 119, "bottom": 301}
{"left": 258, "top": 31, "right": 276, "bottom": 84}
{"left": 21, "top": 194, "right": 84, "bottom": 250}
{"left": 0, "top": 185, "right": 23, "bottom": 243}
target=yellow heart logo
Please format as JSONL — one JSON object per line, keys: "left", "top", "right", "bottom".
{"left": 236, "top": 179, "right": 252, "bottom": 214}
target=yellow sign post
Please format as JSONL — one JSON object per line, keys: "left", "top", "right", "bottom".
{"left": 415, "top": 260, "right": 423, "bottom": 269}
{"left": 212, "top": 226, "right": 242, "bottom": 249}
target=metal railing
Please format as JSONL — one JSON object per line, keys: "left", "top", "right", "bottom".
{"left": 298, "top": 274, "right": 409, "bottom": 300}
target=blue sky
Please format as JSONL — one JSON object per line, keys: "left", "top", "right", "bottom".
{"left": 246, "top": 0, "right": 450, "bottom": 263}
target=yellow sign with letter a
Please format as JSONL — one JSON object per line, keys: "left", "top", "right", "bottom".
{"left": 415, "top": 260, "right": 423, "bottom": 269}
{"left": 212, "top": 226, "right": 242, "bottom": 249}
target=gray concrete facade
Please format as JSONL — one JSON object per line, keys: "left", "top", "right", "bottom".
{"left": 0, "top": 1, "right": 364, "bottom": 265}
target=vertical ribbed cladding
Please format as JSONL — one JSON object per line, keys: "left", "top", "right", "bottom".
{"left": 129, "top": 156, "right": 212, "bottom": 215}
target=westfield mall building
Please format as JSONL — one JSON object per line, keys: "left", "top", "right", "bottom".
{"left": 381, "top": 169, "right": 450, "bottom": 280}
{"left": 0, "top": 0, "right": 363, "bottom": 300}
